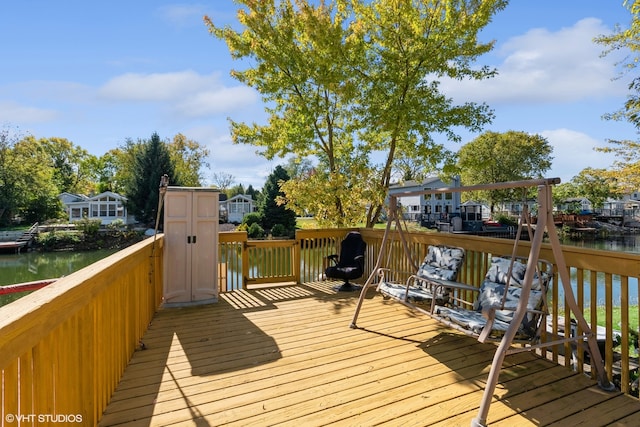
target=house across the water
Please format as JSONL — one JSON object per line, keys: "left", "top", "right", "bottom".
{"left": 59, "top": 191, "right": 135, "bottom": 225}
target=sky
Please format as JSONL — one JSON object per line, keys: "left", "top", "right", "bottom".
{"left": 1, "top": 1, "right": 637, "bottom": 190}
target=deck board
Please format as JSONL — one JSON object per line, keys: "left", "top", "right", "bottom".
{"left": 99, "top": 282, "right": 640, "bottom": 426}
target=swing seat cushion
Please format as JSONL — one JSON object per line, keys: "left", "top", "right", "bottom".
{"left": 378, "top": 245, "right": 465, "bottom": 303}
{"left": 436, "top": 256, "right": 551, "bottom": 339}
{"left": 378, "top": 280, "right": 433, "bottom": 302}
{"left": 416, "top": 245, "right": 465, "bottom": 282}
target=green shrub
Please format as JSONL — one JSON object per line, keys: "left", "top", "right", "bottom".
{"left": 271, "top": 223, "right": 286, "bottom": 237}
{"left": 36, "top": 230, "right": 82, "bottom": 250}
{"left": 75, "top": 218, "right": 102, "bottom": 236}
{"left": 247, "top": 222, "right": 264, "bottom": 238}
{"left": 107, "top": 219, "right": 126, "bottom": 230}
{"left": 494, "top": 214, "right": 517, "bottom": 227}
{"left": 242, "top": 212, "right": 262, "bottom": 227}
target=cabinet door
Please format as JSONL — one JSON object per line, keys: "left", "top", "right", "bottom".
{"left": 190, "top": 191, "right": 218, "bottom": 301}
{"left": 163, "top": 191, "right": 192, "bottom": 303}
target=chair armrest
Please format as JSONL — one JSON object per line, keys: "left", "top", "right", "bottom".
{"left": 326, "top": 254, "right": 339, "bottom": 264}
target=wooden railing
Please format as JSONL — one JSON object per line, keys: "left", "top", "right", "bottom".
{"left": 218, "top": 229, "right": 356, "bottom": 291}
{"left": 1, "top": 227, "right": 637, "bottom": 425}
{"left": 218, "top": 228, "right": 639, "bottom": 397}
{"left": 0, "top": 237, "right": 163, "bottom": 425}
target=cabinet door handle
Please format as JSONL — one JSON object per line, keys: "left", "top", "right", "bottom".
{"left": 192, "top": 235, "right": 197, "bottom": 244}
{"left": 187, "top": 236, "right": 191, "bottom": 244}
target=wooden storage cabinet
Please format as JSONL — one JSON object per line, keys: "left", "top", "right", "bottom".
{"left": 163, "top": 187, "right": 219, "bottom": 305}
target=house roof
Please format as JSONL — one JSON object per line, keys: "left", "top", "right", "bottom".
{"left": 87, "top": 191, "right": 127, "bottom": 202}
{"left": 59, "top": 191, "right": 127, "bottom": 205}
{"left": 389, "top": 176, "right": 456, "bottom": 192}
{"left": 58, "top": 192, "right": 89, "bottom": 202}
{"left": 226, "top": 194, "right": 254, "bottom": 203}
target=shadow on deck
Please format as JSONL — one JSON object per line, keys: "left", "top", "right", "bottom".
{"left": 99, "top": 282, "right": 640, "bottom": 426}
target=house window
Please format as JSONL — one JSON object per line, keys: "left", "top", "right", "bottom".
{"left": 108, "top": 204, "right": 116, "bottom": 217}
{"left": 71, "top": 208, "right": 82, "bottom": 219}
{"left": 91, "top": 205, "right": 99, "bottom": 217}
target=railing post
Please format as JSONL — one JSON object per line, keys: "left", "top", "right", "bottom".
{"left": 294, "top": 231, "right": 301, "bottom": 284}
{"left": 242, "top": 240, "right": 249, "bottom": 290}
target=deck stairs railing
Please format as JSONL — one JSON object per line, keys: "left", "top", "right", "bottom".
{"left": 16, "top": 222, "right": 39, "bottom": 243}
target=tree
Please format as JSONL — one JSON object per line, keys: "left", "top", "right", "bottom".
{"left": 572, "top": 167, "right": 617, "bottom": 210}
{"left": 211, "top": 172, "right": 235, "bottom": 192}
{"left": 168, "top": 133, "right": 210, "bottom": 187}
{"left": 124, "top": 133, "right": 176, "bottom": 226}
{"left": 260, "top": 165, "right": 297, "bottom": 232}
{"left": 595, "top": 1, "right": 640, "bottom": 192}
{"left": 0, "top": 128, "right": 62, "bottom": 224}
{"left": 245, "top": 184, "right": 260, "bottom": 200}
{"left": 13, "top": 136, "right": 62, "bottom": 223}
{"left": 552, "top": 181, "right": 579, "bottom": 208}
{"left": 38, "top": 137, "right": 95, "bottom": 195}
{"left": 205, "top": 0, "right": 505, "bottom": 227}
{"left": 0, "top": 127, "right": 24, "bottom": 225}
{"left": 282, "top": 157, "right": 314, "bottom": 182}
{"left": 90, "top": 150, "right": 122, "bottom": 193}
{"left": 226, "top": 183, "right": 246, "bottom": 198}
{"left": 456, "top": 131, "right": 553, "bottom": 213}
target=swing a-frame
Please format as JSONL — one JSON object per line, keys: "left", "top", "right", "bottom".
{"left": 349, "top": 178, "right": 615, "bottom": 427}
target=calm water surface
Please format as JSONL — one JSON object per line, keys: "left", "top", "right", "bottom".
{"left": 1, "top": 234, "right": 639, "bottom": 307}
{"left": 0, "top": 249, "right": 117, "bottom": 306}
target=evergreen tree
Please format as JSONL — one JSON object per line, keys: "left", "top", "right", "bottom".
{"left": 124, "top": 132, "right": 176, "bottom": 226}
{"left": 259, "top": 165, "right": 297, "bottom": 232}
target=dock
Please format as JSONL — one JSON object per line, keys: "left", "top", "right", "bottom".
{"left": 0, "top": 240, "right": 28, "bottom": 253}
{"left": 0, "top": 222, "right": 38, "bottom": 253}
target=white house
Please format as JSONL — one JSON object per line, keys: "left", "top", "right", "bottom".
{"left": 388, "top": 176, "right": 462, "bottom": 222}
{"left": 223, "top": 194, "right": 256, "bottom": 224}
{"left": 59, "top": 191, "right": 134, "bottom": 225}
{"left": 557, "top": 197, "right": 593, "bottom": 214}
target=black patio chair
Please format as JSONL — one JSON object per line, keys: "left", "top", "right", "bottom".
{"left": 325, "top": 231, "right": 366, "bottom": 292}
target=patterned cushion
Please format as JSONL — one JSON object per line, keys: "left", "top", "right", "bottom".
{"left": 378, "top": 245, "right": 464, "bottom": 303}
{"left": 416, "top": 245, "right": 464, "bottom": 282}
{"left": 436, "top": 306, "right": 512, "bottom": 334}
{"left": 472, "top": 256, "right": 550, "bottom": 336}
{"left": 378, "top": 281, "right": 433, "bottom": 302}
{"left": 483, "top": 257, "right": 543, "bottom": 290}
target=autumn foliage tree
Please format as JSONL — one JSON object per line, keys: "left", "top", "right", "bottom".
{"left": 595, "top": 0, "right": 640, "bottom": 192}
{"left": 206, "top": 0, "right": 506, "bottom": 227}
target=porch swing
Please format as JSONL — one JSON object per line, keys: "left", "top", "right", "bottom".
{"left": 349, "top": 178, "right": 615, "bottom": 427}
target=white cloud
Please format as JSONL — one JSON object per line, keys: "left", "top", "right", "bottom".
{"left": 99, "top": 70, "right": 215, "bottom": 102}
{"left": 541, "top": 128, "right": 616, "bottom": 182}
{"left": 176, "top": 86, "right": 259, "bottom": 117}
{"left": 184, "top": 124, "right": 273, "bottom": 189}
{"left": 98, "top": 70, "right": 258, "bottom": 117}
{"left": 157, "top": 4, "right": 208, "bottom": 28}
{"left": 441, "top": 18, "right": 629, "bottom": 104}
{"left": 0, "top": 101, "right": 58, "bottom": 123}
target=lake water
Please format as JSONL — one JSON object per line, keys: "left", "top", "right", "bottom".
{"left": 0, "top": 249, "right": 117, "bottom": 306}
{"left": 556, "top": 234, "right": 640, "bottom": 308}
{"left": 1, "top": 234, "right": 639, "bottom": 307}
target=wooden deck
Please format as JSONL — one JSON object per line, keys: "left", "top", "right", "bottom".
{"left": 99, "top": 282, "right": 640, "bottom": 426}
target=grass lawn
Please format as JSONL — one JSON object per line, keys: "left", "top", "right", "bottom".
{"left": 296, "top": 217, "right": 433, "bottom": 232}
{"left": 568, "top": 306, "right": 640, "bottom": 357}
